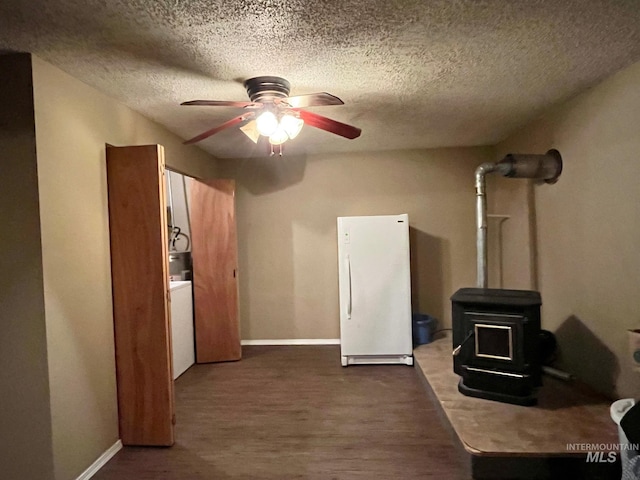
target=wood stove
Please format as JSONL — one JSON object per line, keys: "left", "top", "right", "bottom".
{"left": 451, "top": 150, "right": 562, "bottom": 406}
{"left": 452, "top": 288, "right": 542, "bottom": 406}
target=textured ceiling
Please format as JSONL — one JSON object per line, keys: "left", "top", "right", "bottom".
{"left": 1, "top": 0, "right": 639, "bottom": 158}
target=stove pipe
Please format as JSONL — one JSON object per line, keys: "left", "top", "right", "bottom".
{"left": 475, "top": 149, "right": 562, "bottom": 288}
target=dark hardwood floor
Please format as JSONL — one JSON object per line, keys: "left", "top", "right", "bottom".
{"left": 94, "top": 346, "right": 468, "bottom": 479}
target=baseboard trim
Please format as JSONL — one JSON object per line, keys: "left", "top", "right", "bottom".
{"left": 241, "top": 339, "right": 340, "bottom": 346}
{"left": 76, "top": 439, "right": 122, "bottom": 480}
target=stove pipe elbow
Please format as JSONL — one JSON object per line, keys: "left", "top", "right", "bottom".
{"left": 475, "top": 150, "right": 562, "bottom": 289}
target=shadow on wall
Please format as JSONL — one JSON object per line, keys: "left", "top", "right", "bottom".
{"left": 554, "top": 315, "right": 620, "bottom": 398}
{"left": 409, "top": 227, "right": 448, "bottom": 324}
{"left": 217, "top": 154, "right": 307, "bottom": 195}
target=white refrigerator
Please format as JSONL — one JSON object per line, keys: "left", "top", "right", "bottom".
{"left": 337, "top": 214, "right": 413, "bottom": 366}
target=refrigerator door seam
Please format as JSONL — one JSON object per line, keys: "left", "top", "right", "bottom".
{"left": 346, "top": 254, "right": 352, "bottom": 320}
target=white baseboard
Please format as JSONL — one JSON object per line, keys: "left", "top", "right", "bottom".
{"left": 76, "top": 439, "right": 122, "bottom": 480}
{"left": 241, "top": 339, "right": 340, "bottom": 346}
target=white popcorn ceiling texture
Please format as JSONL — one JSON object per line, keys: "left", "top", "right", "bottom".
{"left": 1, "top": 0, "right": 639, "bottom": 158}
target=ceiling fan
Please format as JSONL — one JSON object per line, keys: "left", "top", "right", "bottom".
{"left": 181, "top": 76, "right": 362, "bottom": 150}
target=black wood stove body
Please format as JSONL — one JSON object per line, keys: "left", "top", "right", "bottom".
{"left": 452, "top": 288, "right": 542, "bottom": 406}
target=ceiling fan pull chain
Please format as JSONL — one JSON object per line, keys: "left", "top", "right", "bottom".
{"left": 269, "top": 143, "right": 284, "bottom": 156}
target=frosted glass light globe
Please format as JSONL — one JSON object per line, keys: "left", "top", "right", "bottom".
{"left": 269, "top": 125, "right": 289, "bottom": 145}
{"left": 256, "top": 111, "right": 278, "bottom": 137}
{"left": 280, "top": 114, "right": 304, "bottom": 139}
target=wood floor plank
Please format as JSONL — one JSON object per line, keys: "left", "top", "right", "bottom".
{"left": 93, "top": 346, "right": 468, "bottom": 479}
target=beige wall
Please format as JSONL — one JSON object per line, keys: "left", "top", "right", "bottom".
{"left": 485, "top": 174, "right": 536, "bottom": 291}
{"left": 30, "top": 56, "right": 218, "bottom": 480}
{"left": 0, "top": 53, "right": 55, "bottom": 480}
{"left": 496, "top": 60, "right": 640, "bottom": 398}
{"left": 218, "top": 147, "right": 495, "bottom": 340}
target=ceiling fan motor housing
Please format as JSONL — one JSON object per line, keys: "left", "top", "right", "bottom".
{"left": 244, "top": 76, "right": 291, "bottom": 103}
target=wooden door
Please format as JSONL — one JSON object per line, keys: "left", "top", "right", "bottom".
{"left": 106, "top": 145, "right": 174, "bottom": 446}
{"left": 190, "top": 179, "right": 241, "bottom": 363}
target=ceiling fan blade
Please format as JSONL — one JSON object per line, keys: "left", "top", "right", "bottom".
{"left": 278, "top": 93, "right": 344, "bottom": 108}
{"left": 181, "top": 100, "right": 260, "bottom": 108}
{"left": 297, "top": 110, "right": 361, "bottom": 139}
{"left": 183, "top": 112, "right": 256, "bottom": 145}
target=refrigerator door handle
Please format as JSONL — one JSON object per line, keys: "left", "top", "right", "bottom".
{"left": 346, "top": 254, "right": 352, "bottom": 320}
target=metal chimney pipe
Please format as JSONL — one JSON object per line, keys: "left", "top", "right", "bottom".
{"left": 475, "top": 149, "right": 562, "bottom": 288}
{"left": 475, "top": 162, "right": 510, "bottom": 288}
{"left": 499, "top": 149, "right": 563, "bottom": 184}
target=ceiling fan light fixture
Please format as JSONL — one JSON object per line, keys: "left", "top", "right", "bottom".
{"left": 280, "top": 114, "right": 304, "bottom": 140}
{"left": 181, "top": 76, "right": 361, "bottom": 148}
{"left": 269, "top": 124, "right": 289, "bottom": 145}
{"left": 256, "top": 111, "right": 278, "bottom": 137}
